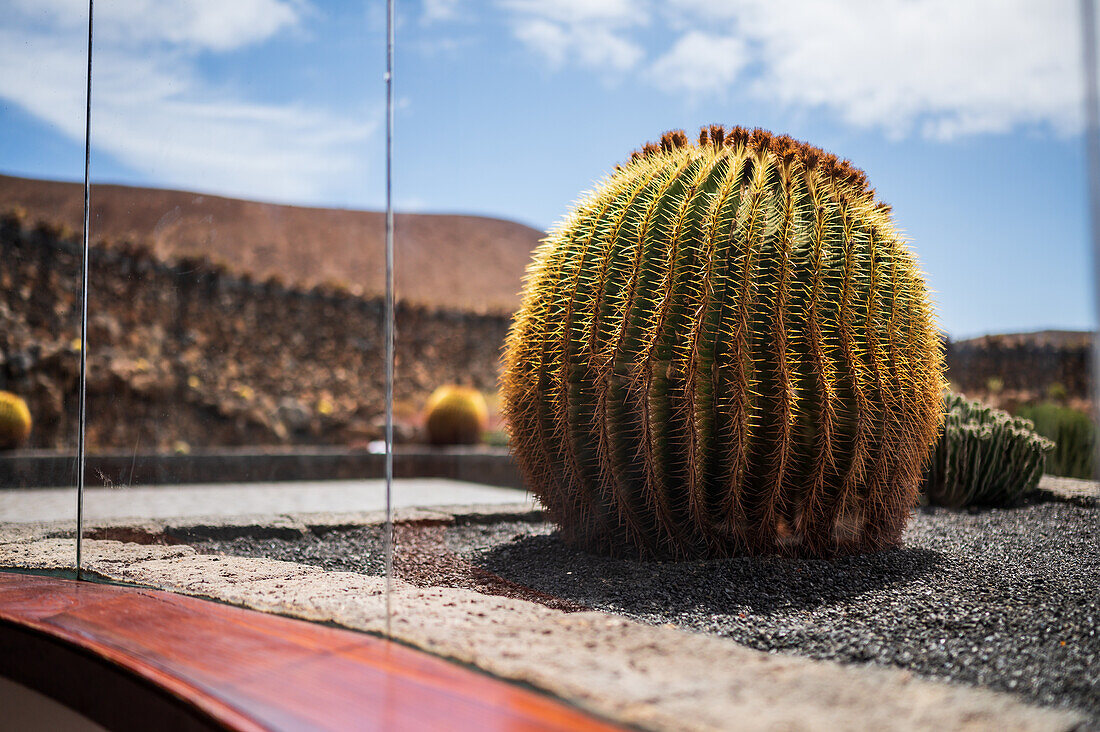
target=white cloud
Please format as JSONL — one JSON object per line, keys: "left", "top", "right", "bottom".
{"left": 501, "top": 0, "right": 645, "bottom": 72}
{"left": 649, "top": 32, "right": 748, "bottom": 95}
{"left": 500, "top": 0, "right": 642, "bottom": 25}
{"left": 492, "top": 0, "right": 1085, "bottom": 140}
{"left": 422, "top": 0, "right": 460, "bottom": 24}
{"left": 513, "top": 19, "right": 571, "bottom": 67}
{"left": 580, "top": 27, "right": 646, "bottom": 71}
{"left": 8, "top": 0, "right": 306, "bottom": 51}
{"left": 671, "top": 0, "right": 1083, "bottom": 139}
{"left": 0, "top": 0, "right": 374, "bottom": 204}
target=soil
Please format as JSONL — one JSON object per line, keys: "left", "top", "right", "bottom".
{"left": 192, "top": 498, "right": 1100, "bottom": 724}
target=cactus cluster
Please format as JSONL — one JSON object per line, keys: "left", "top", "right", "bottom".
{"left": 502, "top": 125, "right": 945, "bottom": 559}
{"left": 924, "top": 394, "right": 1054, "bottom": 507}
{"left": 424, "top": 386, "right": 488, "bottom": 446}
{"left": 0, "top": 391, "right": 32, "bottom": 450}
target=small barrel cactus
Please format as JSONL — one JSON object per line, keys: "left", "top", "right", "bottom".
{"left": 923, "top": 394, "right": 1054, "bottom": 508}
{"left": 0, "top": 391, "right": 32, "bottom": 450}
{"left": 424, "top": 386, "right": 488, "bottom": 446}
{"left": 502, "top": 125, "right": 945, "bottom": 559}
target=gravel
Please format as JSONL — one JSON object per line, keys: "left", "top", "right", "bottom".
{"left": 193, "top": 498, "right": 1099, "bottom": 723}
{"left": 191, "top": 524, "right": 392, "bottom": 574}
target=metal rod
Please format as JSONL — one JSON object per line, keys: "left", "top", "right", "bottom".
{"left": 383, "top": 0, "right": 396, "bottom": 637}
{"left": 76, "top": 0, "right": 94, "bottom": 580}
{"left": 1081, "top": 0, "right": 1100, "bottom": 479}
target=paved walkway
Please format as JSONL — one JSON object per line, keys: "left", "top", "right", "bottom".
{"left": 0, "top": 479, "right": 532, "bottom": 523}
{"left": 2, "top": 475, "right": 1090, "bottom": 526}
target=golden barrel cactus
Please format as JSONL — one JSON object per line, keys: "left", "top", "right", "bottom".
{"left": 0, "top": 391, "right": 32, "bottom": 450}
{"left": 424, "top": 386, "right": 489, "bottom": 446}
{"left": 502, "top": 126, "right": 944, "bottom": 559}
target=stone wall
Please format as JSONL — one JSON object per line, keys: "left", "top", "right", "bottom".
{"left": 0, "top": 212, "right": 510, "bottom": 450}
{"left": 3, "top": 209, "right": 1092, "bottom": 451}
{"left": 944, "top": 333, "right": 1091, "bottom": 409}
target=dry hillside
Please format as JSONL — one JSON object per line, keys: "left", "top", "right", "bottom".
{"left": 0, "top": 173, "right": 542, "bottom": 314}
{"left": 953, "top": 330, "right": 1092, "bottom": 350}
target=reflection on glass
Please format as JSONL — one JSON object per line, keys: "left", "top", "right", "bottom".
{"left": 0, "top": 2, "right": 86, "bottom": 538}
{"left": 0, "top": 214, "right": 83, "bottom": 489}
{"left": 51, "top": 5, "right": 385, "bottom": 528}
{"left": 382, "top": 2, "right": 1096, "bottom": 725}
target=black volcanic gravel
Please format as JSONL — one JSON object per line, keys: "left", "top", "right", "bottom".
{"left": 193, "top": 500, "right": 1099, "bottom": 723}
{"left": 191, "top": 524, "right": 391, "bottom": 574}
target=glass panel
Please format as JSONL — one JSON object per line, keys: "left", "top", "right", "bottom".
{"left": 72, "top": 4, "right": 391, "bottom": 545}
{"left": 0, "top": 2, "right": 86, "bottom": 547}
{"left": 2, "top": 2, "right": 1094, "bottom": 728}
{"left": 381, "top": 1, "right": 1097, "bottom": 723}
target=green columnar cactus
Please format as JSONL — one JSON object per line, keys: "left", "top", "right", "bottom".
{"left": 1016, "top": 401, "right": 1094, "bottom": 479}
{"left": 424, "top": 386, "right": 489, "bottom": 446}
{"left": 924, "top": 394, "right": 1054, "bottom": 507}
{"left": 0, "top": 391, "right": 32, "bottom": 450}
{"left": 502, "top": 125, "right": 945, "bottom": 559}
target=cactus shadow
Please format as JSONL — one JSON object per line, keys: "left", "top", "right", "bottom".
{"left": 476, "top": 533, "right": 945, "bottom": 615}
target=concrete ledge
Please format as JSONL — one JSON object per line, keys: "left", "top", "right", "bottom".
{"left": 0, "top": 446, "right": 522, "bottom": 489}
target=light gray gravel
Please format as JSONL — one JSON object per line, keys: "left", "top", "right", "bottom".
{"left": 193, "top": 498, "right": 1100, "bottom": 724}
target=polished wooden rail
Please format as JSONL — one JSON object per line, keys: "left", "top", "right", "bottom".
{"left": 0, "top": 573, "right": 623, "bottom": 731}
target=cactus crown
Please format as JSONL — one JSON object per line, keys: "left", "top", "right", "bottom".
{"left": 502, "top": 125, "right": 944, "bottom": 559}
{"left": 623, "top": 126, "right": 875, "bottom": 201}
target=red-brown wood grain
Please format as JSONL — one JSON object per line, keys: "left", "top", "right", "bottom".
{"left": 0, "top": 572, "right": 624, "bottom": 732}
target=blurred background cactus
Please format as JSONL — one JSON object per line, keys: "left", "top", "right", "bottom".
{"left": 923, "top": 393, "right": 1053, "bottom": 507}
{"left": 0, "top": 391, "right": 32, "bottom": 450}
{"left": 1014, "top": 401, "right": 1094, "bottom": 479}
{"left": 424, "top": 386, "right": 488, "bottom": 446}
{"left": 503, "top": 125, "right": 945, "bottom": 560}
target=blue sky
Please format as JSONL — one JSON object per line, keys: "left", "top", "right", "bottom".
{"left": 0, "top": 0, "right": 1094, "bottom": 338}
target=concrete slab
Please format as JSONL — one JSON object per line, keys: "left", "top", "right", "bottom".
{"left": 0, "top": 478, "right": 533, "bottom": 523}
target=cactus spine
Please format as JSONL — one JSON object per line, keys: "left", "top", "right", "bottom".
{"left": 502, "top": 125, "right": 945, "bottom": 559}
{"left": 0, "top": 391, "right": 32, "bottom": 450}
